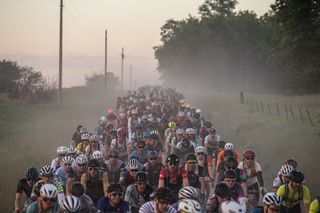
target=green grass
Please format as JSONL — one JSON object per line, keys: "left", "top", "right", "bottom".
{"left": 0, "top": 87, "right": 120, "bottom": 212}
{"left": 187, "top": 92, "right": 320, "bottom": 199}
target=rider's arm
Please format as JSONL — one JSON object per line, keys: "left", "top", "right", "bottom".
{"left": 65, "top": 176, "right": 73, "bottom": 195}
{"left": 14, "top": 192, "right": 22, "bottom": 212}
{"left": 102, "top": 171, "right": 110, "bottom": 196}
{"left": 80, "top": 173, "right": 87, "bottom": 192}
{"left": 181, "top": 167, "right": 189, "bottom": 187}
{"left": 309, "top": 198, "right": 320, "bottom": 213}
{"left": 302, "top": 186, "right": 311, "bottom": 213}
{"left": 158, "top": 168, "right": 166, "bottom": 188}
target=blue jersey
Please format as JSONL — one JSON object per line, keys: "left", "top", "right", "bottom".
{"left": 97, "top": 196, "right": 130, "bottom": 213}
{"left": 130, "top": 149, "right": 148, "bottom": 164}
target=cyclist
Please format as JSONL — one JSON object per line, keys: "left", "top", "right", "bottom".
{"left": 251, "top": 192, "right": 282, "bottom": 213}
{"left": 158, "top": 154, "right": 189, "bottom": 203}
{"left": 105, "top": 149, "right": 125, "bottom": 183}
{"left": 283, "top": 159, "right": 298, "bottom": 169}
{"left": 206, "top": 183, "right": 231, "bottom": 213}
{"left": 65, "top": 155, "right": 88, "bottom": 195}
{"left": 32, "top": 166, "right": 65, "bottom": 204}
{"left": 71, "top": 125, "right": 83, "bottom": 147}
{"left": 216, "top": 143, "right": 241, "bottom": 166}
{"left": 119, "top": 158, "right": 143, "bottom": 191}
{"left": 172, "top": 186, "right": 199, "bottom": 210}
{"left": 76, "top": 132, "right": 90, "bottom": 155}
{"left": 124, "top": 171, "right": 154, "bottom": 213}
{"left": 238, "top": 150, "right": 266, "bottom": 210}
{"left": 85, "top": 134, "right": 105, "bottom": 157}
{"left": 220, "top": 200, "right": 246, "bottom": 213}
{"left": 139, "top": 187, "right": 177, "bottom": 213}
{"left": 70, "top": 182, "right": 96, "bottom": 213}
{"left": 277, "top": 170, "right": 310, "bottom": 213}
{"left": 15, "top": 167, "right": 40, "bottom": 213}
{"left": 26, "top": 184, "right": 60, "bottom": 213}
{"left": 130, "top": 139, "right": 149, "bottom": 164}
{"left": 173, "top": 137, "right": 195, "bottom": 165}
{"left": 61, "top": 195, "right": 81, "bottom": 213}
{"left": 273, "top": 164, "right": 294, "bottom": 192}
{"left": 143, "top": 150, "right": 163, "bottom": 190}
{"left": 110, "top": 127, "right": 130, "bottom": 163}
{"left": 178, "top": 199, "right": 201, "bottom": 213}
{"left": 54, "top": 156, "right": 75, "bottom": 191}
{"left": 81, "top": 159, "right": 109, "bottom": 206}
{"left": 223, "top": 169, "right": 246, "bottom": 205}
{"left": 91, "top": 150, "right": 107, "bottom": 172}
{"left": 97, "top": 182, "right": 130, "bottom": 213}
{"left": 51, "top": 146, "right": 68, "bottom": 171}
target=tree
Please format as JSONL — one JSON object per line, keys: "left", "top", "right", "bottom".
{"left": 199, "top": 0, "right": 238, "bottom": 17}
{"left": 85, "top": 72, "right": 119, "bottom": 90}
{"left": 0, "top": 60, "right": 21, "bottom": 93}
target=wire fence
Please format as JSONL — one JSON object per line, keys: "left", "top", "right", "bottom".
{"left": 239, "top": 92, "right": 320, "bottom": 136}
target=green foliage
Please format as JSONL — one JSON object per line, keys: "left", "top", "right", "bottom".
{"left": 0, "top": 59, "right": 21, "bottom": 93}
{"left": 84, "top": 72, "right": 119, "bottom": 90}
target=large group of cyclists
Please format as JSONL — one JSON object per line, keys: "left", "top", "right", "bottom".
{"left": 14, "top": 86, "right": 319, "bottom": 213}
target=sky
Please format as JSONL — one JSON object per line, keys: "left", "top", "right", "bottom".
{"left": 0, "top": 0, "right": 274, "bottom": 88}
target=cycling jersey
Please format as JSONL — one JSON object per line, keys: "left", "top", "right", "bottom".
{"left": 16, "top": 178, "right": 40, "bottom": 198}
{"left": 310, "top": 196, "right": 320, "bottom": 213}
{"left": 130, "top": 149, "right": 149, "bottom": 164}
{"left": 124, "top": 184, "right": 153, "bottom": 213}
{"left": 277, "top": 183, "right": 310, "bottom": 208}
{"left": 216, "top": 150, "right": 241, "bottom": 166}
{"left": 143, "top": 162, "right": 163, "bottom": 190}
{"left": 78, "top": 193, "right": 97, "bottom": 213}
{"left": 186, "top": 165, "right": 205, "bottom": 189}
{"left": 105, "top": 159, "right": 125, "bottom": 183}
{"left": 139, "top": 201, "right": 177, "bottom": 213}
{"left": 97, "top": 196, "right": 130, "bottom": 213}
{"left": 238, "top": 161, "right": 262, "bottom": 186}
{"left": 32, "top": 180, "right": 64, "bottom": 197}
{"left": 54, "top": 166, "right": 74, "bottom": 188}
{"left": 26, "top": 200, "right": 60, "bottom": 213}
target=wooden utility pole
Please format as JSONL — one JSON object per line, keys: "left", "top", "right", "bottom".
{"left": 104, "top": 30, "right": 108, "bottom": 90}
{"left": 58, "top": 0, "right": 63, "bottom": 105}
{"left": 121, "top": 47, "right": 124, "bottom": 90}
{"left": 130, "top": 65, "right": 132, "bottom": 91}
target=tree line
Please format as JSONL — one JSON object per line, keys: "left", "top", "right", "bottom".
{"left": 154, "top": 0, "right": 320, "bottom": 94}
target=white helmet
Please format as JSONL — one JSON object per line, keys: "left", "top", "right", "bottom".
{"left": 279, "top": 164, "right": 294, "bottom": 176}
{"left": 81, "top": 132, "right": 90, "bottom": 140}
{"left": 40, "top": 184, "right": 57, "bottom": 198}
{"left": 195, "top": 146, "right": 205, "bottom": 154}
{"left": 67, "top": 146, "right": 77, "bottom": 154}
{"left": 179, "top": 186, "right": 199, "bottom": 200}
{"left": 57, "top": 146, "right": 68, "bottom": 155}
{"left": 178, "top": 199, "right": 201, "bottom": 213}
{"left": 127, "top": 158, "right": 140, "bottom": 170}
{"left": 76, "top": 154, "right": 88, "bottom": 164}
{"left": 62, "top": 156, "right": 74, "bottom": 164}
{"left": 62, "top": 195, "right": 81, "bottom": 213}
{"left": 92, "top": 151, "right": 104, "bottom": 159}
{"left": 263, "top": 192, "right": 282, "bottom": 206}
{"left": 178, "top": 112, "right": 185, "bottom": 117}
{"left": 220, "top": 200, "right": 246, "bottom": 213}
{"left": 40, "top": 166, "right": 54, "bottom": 176}
{"left": 224, "top": 143, "right": 234, "bottom": 151}
{"left": 89, "top": 134, "right": 99, "bottom": 142}
{"left": 195, "top": 109, "right": 201, "bottom": 114}
{"left": 176, "top": 128, "right": 185, "bottom": 135}
{"left": 186, "top": 128, "right": 195, "bottom": 135}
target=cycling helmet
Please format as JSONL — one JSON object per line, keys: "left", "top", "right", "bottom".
{"left": 178, "top": 199, "right": 201, "bottom": 213}
{"left": 224, "top": 150, "right": 235, "bottom": 159}
{"left": 57, "top": 146, "right": 68, "bottom": 155}
{"left": 217, "top": 140, "right": 226, "bottom": 149}
{"left": 215, "top": 183, "right": 229, "bottom": 197}
{"left": 135, "top": 123, "right": 142, "bottom": 129}
{"left": 154, "top": 187, "right": 173, "bottom": 202}
{"left": 288, "top": 170, "right": 304, "bottom": 183}
{"left": 243, "top": 150, "right": 256, "bottom": 159}
{"left": 208, "top": 128, "right": 217, "bottom": 134}
{"left": 168, "top": 121, "right": 176, "bottom": 129}
{"left": 79, "top": 127, "right": 88, "bottom": 134}
{"left": 62, "top": 156, "right": 74, "bottom": 164}
{"left": 26, "top": 167, "right": 39, "bottom": 180}
{"left": 89, "top": 134, "right": 99, "bottom": 142}
{"left": 110, "top": 128, "right": 117, "bottom": 135}
{"left": 107, "top": 108, "right": 114, "bottom": 114}
{"left": 117, "top": 128, "right": 126, "bottom": 137}
{"left": 220, "top": 200, "right": 245, "bottom": 213}
{"left": 176, "top": 128, "right": 185, "bottom": 135}
{"left": 150, "top": 130, "right": 159, "bottom": 135}
{"left": 92, "top": 151, "right": 104, "bottom": 159}
{"left": 195, "top": 109, "right": 201, "bottom": 114}
{"left": 263, "top": 192, "right": 282, "bottom": 206}
{"left": 224, "top": 143, "right": 234, "bottom": 150}
{"left": 178, "top": 186, "right": 199, "bottom": 199}
{"left": 185, "top": 153, "right": 197, "bottom": 162}
{"left": 127, "top": 158, "right": 140, "bottom": 170}
{"left": 81, "top": 132, "right": 90, "bottom": 140}
{"left": 40, "top": 166, "right": 54, "bottom": 176}
{"left": 147, "top": 150, "right": 158, "bottom": 159}
{"left": 87, "top": 159, "right": 99, "bottom": 168}
{"left": 62, "top": 195, "right": 81, "bottom": 213}
{"left": 224, "top": 169, "right": 237, "bottom": 180}
{"left": 166, "top": 154, "right": 180, "bottom": 165}
{"left": 107, "top": 182, "right": 122, "bottom": 193}
{"left": 67, "top": 146, "right": 77, "bottom": 154}
{"left": 135, "top": 171, "right": 148, "bottom": 182}
{"left": 135, "top": 140, "right": 146, "bottom": 147}
{"left": 186, "top": 128, "right": 195, "bottom": 135}
{"left": 204, "top": 121, "right": 212, "bottom": 128}
{"left": 108, "top": 149, "right": 119, "bottom": 158}
{"left": 75, "top": 155, "right": 88, "bottom": 164}
{"left": 179, "top": 99, "right": 186, "bottom": 105}
{"left": 178, "top": 112, "right": 185, "bottom": 117}
{"left": 224, "top": 156, "right": 237, "bottom": 169}
{"left": 40, "top": 184, "right": 57, "bottom": 198}
{"left": 279, "top": 164, "right": 294, "bottom": 176}
{"left": 142, "top": 130, "right": 150, "bottom": 139}
{"left": 284, "top": 158, "right": 298, "bottom": 169}
{"left": 195, "top": 146, "right": 205, "bottom": 154}
{"left": 119, "top": 112, "right": 126, "bottom": 119}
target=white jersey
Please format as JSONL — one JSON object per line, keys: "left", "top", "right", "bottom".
{"left": 139, "top": 201, "right": 177, "bottom": 213}
{"left": 204, "top": 134, "right": 221, "bottom": 145}
{"left": 238, "top": 161, "right": 262, "bottom": 186}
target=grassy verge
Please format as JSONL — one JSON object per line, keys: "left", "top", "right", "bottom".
{"left": 187, "top": 92, "right": 320, "bottom": 198}
{"left": 0, "top": 88, "right": 120, "bottom": 212}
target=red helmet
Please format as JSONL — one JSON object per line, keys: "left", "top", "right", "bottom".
{"left": 107, "top": 108, "right": 114, "bottom": 114}
{"left": 117, "top": 128, "right": 126, "bottom": 137}
{"left": 243, "top": 149, "right": 256, "bottom": 159}
{"left": 284, "top": 158, "right": 297, "bottom": 169}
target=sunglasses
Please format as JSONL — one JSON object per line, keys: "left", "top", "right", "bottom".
{"left": 187, "top": 161, "right": 197, "bottom": 164}
{"left": 149, "top": 157, "right": 157, "bottom": 160}
{"left": 43, "top": 197, "right": 57, "bottom": 203}
{"left": 42, "top": 175, "right": 53, "bottom": 178}
{"left": 109, "top": 156, "right": 117, "bottom": 158}
{"left": 111, "top": 192, "right": 122, "bottom": 197}
{"left": 77, "top": 164, "right": 86, "bottom": 167}
{"left": 27, "top": 178, "right": 36, "bottom": 182}
{"left": 158, "top": 200, "right": 169, "bottom": 205}
{"left": 196, "top": 152, "right": 204, "bottom": 155}
{"left": 137, "top": 182, "right": 147, "bottom": 185}
{"left": 58, "top": 154, "right": 66, "bottom": 157}
{"left": 88, "top": 167, "right": 99, "bottom": 171}
{"left": 225, "top": 179, "right": 236, "bottom": 182}
{"left": 138, "top": 146, "right": 145, "bottom": 149}
{"left": 64, "top": 163, "right": 72, "bottom": 166}
{"left": 168, "top": 163, "right": 178, "bottom": 166}
{"left": 130, "top": 170, "right": 138, "bottom": 172}
{"left": 246, "top": 158, "right": 254, "bottom": 160}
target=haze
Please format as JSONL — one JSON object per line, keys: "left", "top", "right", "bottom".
{"left": 0, "top": 0, "right": 273, "bottom": 88}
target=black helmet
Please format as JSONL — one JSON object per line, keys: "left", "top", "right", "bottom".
{"left": 224, "top": 150, "right": 235, "bottom": 159}
{"left": 185, "top": 153, "right": 197, "bottom": 162}
{"left": 135, "top": 140, "right": 146, "bottom": 147}
{"left": 224, "top": 169, "right": 237, "bottom": 180}
{"left": 224, "top": 156, "right": 237, "bottom": 169}
{"left": 87, "top": 159, "right": 99, "bottom": 168}
{"left": 288, "top": 170, "right": 304, "bottom": 183}
{"left": 26, "top": 167, "right": 39, "bottom": 180}
{"left": 166, "top": 154, "right": 179, "bottom": 165}
{"left": 217, "top": 140, "right": 226, "bottom": 149}
{"left": 147, "top": 150, "right": 158, "bottom": 159}
{"left": 135, "top": 171, "right": 148, "bottom": 183}
{"left": 107, "top": 182, "right": 122, "bottom": 193}
{"left": 108, "top": 149, "right": 119, "bottom": 158}
{"left": 215, "top": 183, "right": 229, "bottom": 197}
{"left": 155, "top": 187, "right": 173, "bottom": 202}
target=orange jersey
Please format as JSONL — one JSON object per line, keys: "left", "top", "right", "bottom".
{"left": 216, "top": 150, "right": 241, "bottom": 166}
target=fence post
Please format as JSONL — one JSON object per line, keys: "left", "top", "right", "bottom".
{"left": 285, "top": 104, "right": 289, "bottom": 120}
{"left": 306, "top": 109, "right": 314, "bottom": 126}
{"left": 276, "top": 103, "right": 281, "bottom": 118}
{"left": 289, "top": 106, "right": 294, "bottom": 119}
{"left": 240, "top": 91, "right": 244, "bottom": 104}
{"left": 261, "top": 102, "right": 265, "bottom": 113}
{"left": 256, "top": 101, "right": 259, "bottom": 111}
{"left": 268, "top": 104, "right": 271, "bottom": 115}
{"left": 299, "top": 107, "right": 304, "bottom": 121}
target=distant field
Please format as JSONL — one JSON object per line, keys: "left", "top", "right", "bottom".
{"left": 0, "top": 87, "right": 120, "bottom": 212}
{"left": 187, "top": 91, "right": 320, "bottom": 198}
